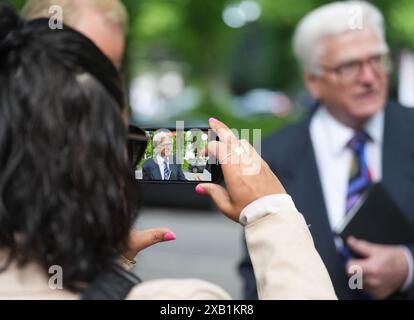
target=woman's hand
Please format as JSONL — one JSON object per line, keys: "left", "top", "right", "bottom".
{"left": 122, "top": 228, "right": 176, "bottom": 261}
{"left": 196, "top": 118, "right": 286, "bottom": 222}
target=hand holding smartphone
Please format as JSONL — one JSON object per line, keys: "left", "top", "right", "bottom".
{"left": 128, "top": 119, "right": 286, "bottom": 223}
{"left": 195, "top": 118, "right": 286, "bottom": 222}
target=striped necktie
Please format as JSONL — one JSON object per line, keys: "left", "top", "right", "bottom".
{"left": 163, "top": 160, "right": 170, "bottom": 180}
{"left": 340, "top": 131, "right": 373, "bottom": 263}
{"left": 346, "top": 131, "right": 373, "bottom": 213}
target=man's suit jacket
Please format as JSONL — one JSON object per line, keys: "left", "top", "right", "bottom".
{"left": 240, "top": 101, "right": 414, "bottom": 300}
{"left": 142, "top": 158, "right": 187, "bottom": 181}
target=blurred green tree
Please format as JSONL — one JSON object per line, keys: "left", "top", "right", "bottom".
{"left": 7, "top": 0, "right": 414, "bottom": 135}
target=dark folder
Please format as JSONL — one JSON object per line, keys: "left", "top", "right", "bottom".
{"left": 337, "top": 183, "right": 414, "bottom": 245}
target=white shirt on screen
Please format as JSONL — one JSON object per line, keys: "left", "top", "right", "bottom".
{"left": 156, "top": 154, "right": 170, "bottom": 180}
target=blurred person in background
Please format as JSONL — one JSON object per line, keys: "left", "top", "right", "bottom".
{"left": 142, "top": 132, "right": 187, "bottom": 181}
{"left": 22, "top": 0, "right": 127, "bottom": 68}
{"left": 22, "top": 0, "right": 171, "bottom": 275}
{"left": 0, "top": 3, "right": 337, "bottom": 299}
{"left": 240, "top": 1, "right": 414, "bottom": 300}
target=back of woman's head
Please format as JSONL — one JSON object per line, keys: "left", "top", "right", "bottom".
{"left": 0, "top": 3, "right": 138, "bottom": 291}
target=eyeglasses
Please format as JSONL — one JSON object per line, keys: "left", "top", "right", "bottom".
{"left": 320, "top": 53, "right": 392, "bottom": 82}
{"left": 127, "top": 125, "right": 148, "bottom": 170}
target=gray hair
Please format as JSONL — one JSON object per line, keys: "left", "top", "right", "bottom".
{"left": 153, "top": 132, "right": 171, "bottom": 150}
{"left": 293, "top": 0, "right": 388, "bottom": 75}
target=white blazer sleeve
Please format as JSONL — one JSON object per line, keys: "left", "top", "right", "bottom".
{"left": 243, "top": 195, "right": 337, "bottom": 300}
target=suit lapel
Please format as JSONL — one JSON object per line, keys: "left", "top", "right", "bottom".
{"left": 287, "top": 121, "right": 339, "bottom": 260}
{"left": 150, "top": 158, "right": 162, "bottom": 180}
{"left": 282, "top": 118, "right": 352, "bottom": 294}
{"left": 169, "top": 165, "right": 176, "bottom": 180}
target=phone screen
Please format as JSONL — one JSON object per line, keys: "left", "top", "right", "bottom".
{"left": 128, "top": 128, "right": 222, "bottom": 183}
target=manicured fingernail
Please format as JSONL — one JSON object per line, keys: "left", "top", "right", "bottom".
{"left": 209, "top": 118, "right": 218, "bottom": 123}
{"left": 163, "top": 232, "right": 176, "bottom": 241}
{"left": 195, "top": 185, "right": 205, "bottom": 194}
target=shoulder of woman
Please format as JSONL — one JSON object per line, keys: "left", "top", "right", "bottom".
{"left": 127, "top": 278, "right": 232, "bottom": 300}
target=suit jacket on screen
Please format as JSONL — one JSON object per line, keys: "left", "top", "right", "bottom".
{"left": 142, "top": 157, "right": 187, "bottom": 181}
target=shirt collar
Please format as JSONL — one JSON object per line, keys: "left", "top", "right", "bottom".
{"left": 318, "top": 106, "right": 384, "bottom": 156}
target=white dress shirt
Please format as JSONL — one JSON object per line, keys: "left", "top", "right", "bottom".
{"left": 309, "top": 106, "right": 413, "bottom": 291}
{"left": 310, "top": 106, "right": 384, "bottom": 231}
{"left": 156, "top": 155, "right": 170, "bottom": 180}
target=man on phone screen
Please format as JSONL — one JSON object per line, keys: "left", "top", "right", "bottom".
{"left": 142, "top": 132, "right": 187, "bottom": 181}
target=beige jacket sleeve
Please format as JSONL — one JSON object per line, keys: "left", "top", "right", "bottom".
{"left": 125, "top": 194, "right": 337, "bottom": 300}
{"left": 243, "top": 194, "right": 337, "bottom": 300}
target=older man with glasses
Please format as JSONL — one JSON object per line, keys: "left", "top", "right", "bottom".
{"left": 240, "top": 1, "right": 414, "bottom": 300}
{"left": 142, "top": 132, "right": 187, "bottom": 181}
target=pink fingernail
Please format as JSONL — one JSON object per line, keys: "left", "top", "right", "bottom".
{"left": 195, "top": 186, "right": 205, "bottom": 194}
{"left": 209, "top": 118, "right": 219, "bottom": 123}
{"left": 163, "top": 232, "right": 176, "bottom": 241}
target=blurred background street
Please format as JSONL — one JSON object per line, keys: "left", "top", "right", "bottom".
{"left": 133, "top": 207, "right": 244, "bottom": 299}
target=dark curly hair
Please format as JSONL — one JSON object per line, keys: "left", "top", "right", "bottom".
{"left": 0, "top": 3, "right": 140, "bottom": 292}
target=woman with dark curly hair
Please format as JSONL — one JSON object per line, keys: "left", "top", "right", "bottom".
{"left": 0, "top": 3, "right": 336, "bottom": 300}
{"left": 0, "top": 1, "right": 144, "bottom": 295}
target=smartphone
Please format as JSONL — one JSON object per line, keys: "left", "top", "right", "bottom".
{"left": 127, "top": 126, "right": 223, "bottom": 184}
